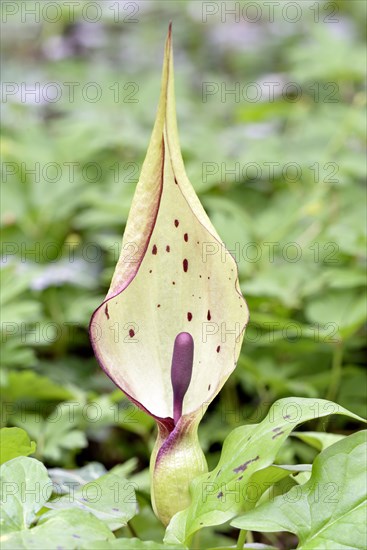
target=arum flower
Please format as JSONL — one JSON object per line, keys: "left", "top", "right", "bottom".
{"left": 90, "top": 24, "right": 249, "bottom": 526}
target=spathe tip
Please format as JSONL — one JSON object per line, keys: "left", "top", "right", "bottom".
{"left": 165, "top": 22, "right": 173, "bottom": 52}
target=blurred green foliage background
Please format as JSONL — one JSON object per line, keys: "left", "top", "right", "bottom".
{"left": 1, "top": 0, "right": 366, "bottom": 543}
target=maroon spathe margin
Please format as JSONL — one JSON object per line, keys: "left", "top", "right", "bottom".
{"left": 88, "top": 140, "right": 168, "bottom": 428}
{"left": 155, "top": 413, "right": 198, "bottom": 467}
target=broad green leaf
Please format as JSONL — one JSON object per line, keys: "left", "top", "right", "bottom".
{"left": 0, "top": 266, "right": 42, "bottom": 325}
{"left": 338, "top": 365, "right": 367, "bottom": 418}
{"left": 4, "top": 370, "right": 74, "bottom": 402}
{"left": 209, "top": 546, "right": 277, "bottom": 550}
{"left": 232, "top": 430, "right": 367, "bottom": 549}
{"left": 85, "top": 538, "right": 182, "bottom": 549}
{"left": 291, "top": 431, "right": 345, "bottom": 451}
{"left": 245, "top": 463, "right": 311, "bottom": 508}
{"left": 45, "top": 471, "right": 137, "bottom": 530}
{"left": 47, "top": 462, "right": 107, "bottom": 494}
{"left": 164, "top": 398, "right": 364, "bottom": 545}
{"left": 0, "top": 508, "right": 114, "bottom": 550}
{"left": 12, "top": 402, "right": 87, "bottom": 461}
{"left": 0, "top": 428, "right": 36, "bottom": 464}
{"left": 320, "top": 267, "right": 366, "bottom": 290}
{"left": 305, "top": 289, "right": 366, "bottom": 339}
{"left": 47, "top": 461, "right": 138, "bottom": 495}
{"left": 0, "top": 457, "right": 50, "bottom": 534}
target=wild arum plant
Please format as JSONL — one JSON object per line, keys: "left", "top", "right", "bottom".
{"left": 1, "top": 25, "right": 366, "bottom": 550}
{"left": 90, "top": 23, "right": 249, "bottom": 526}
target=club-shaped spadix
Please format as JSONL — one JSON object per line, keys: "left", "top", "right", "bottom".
{"left": 90, "top": 24, "right": 249, "bottom": 526}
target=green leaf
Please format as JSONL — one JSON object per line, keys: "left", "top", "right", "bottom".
{"left": 3, "top": 370, "right": 74, "bottom": 402}
{"left": 291, "top": 431, "right": 345, "bottom": 452}
{"left": 45, "top": 470, "right": 137, "bottom": 530}
{"left": 12, "top": 402, "right": 87, "bottom": 461}
{"left": 164, "top": 398, "right": 364, "bottom": 545}
{"left": 0, "top": 457, "right": 50, "bottom": 534}
{"left": 209, "top": 545, "right": 277, "bottom": 550}
{"left": 0, "top": 458, "right": 115, "bottom": 548}
{"left": 232, "top": 430, "right": 367, "bottom": 550}
{"left": 47, "top": 462, "right": 107, "bottom": 494}
{"left": 305, "top": 289, "right": 366, "bottom": 340}
{"left": 84, "top": 537, "right": 182, "bottom": 549}
{"left": 0, "top": 509, "right": 114, "bottom": 550}
{"left": 0, "top": 428, "right": 36, "bottom": 464}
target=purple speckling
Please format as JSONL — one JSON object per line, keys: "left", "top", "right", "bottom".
{"left": 272, "top": 430, "right": 284, "bottom": 439}
{"left": 104, "top": 304, "right": 110, "bottom": 320}
{"left": 233, "top": 455, "right": 259, "bottom": 473}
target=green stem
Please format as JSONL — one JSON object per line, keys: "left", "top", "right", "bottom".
{"left": 190, "top": 530, "right": 201, "bottom": 549}
{"left": 326, "top": 343, "right": 344, "bottom": 403}
{"left": 318, "top": 343, "right": 344, "bottom": 431}
{"left": 126, "top": 521, "right": 138, "bottom": 538}
{"left": 236, "top": 529, "right": 247, "bottom": 549}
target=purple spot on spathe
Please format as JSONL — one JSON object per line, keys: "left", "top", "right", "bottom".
{"left": 104, "top": 304, "right": 110, "bottom": 319}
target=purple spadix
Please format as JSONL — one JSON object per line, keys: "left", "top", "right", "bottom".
{"left": 171, "top": 332, "right": 194, "bottom": 425}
